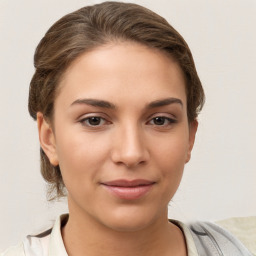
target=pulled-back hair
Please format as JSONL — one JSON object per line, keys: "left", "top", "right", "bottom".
{"left": 28, "top": 1, "right": 205, "bottom": 200}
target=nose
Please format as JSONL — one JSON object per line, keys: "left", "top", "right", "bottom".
{"left": 111, "top": 125, "right": 149, "bottom": 168}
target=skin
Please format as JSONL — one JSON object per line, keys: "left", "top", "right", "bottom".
{"left": 38, "top": 42, "right": 197, "bottom": 256}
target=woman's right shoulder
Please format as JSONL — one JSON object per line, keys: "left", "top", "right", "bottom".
{"left": 1, "top": 231, "right": 51, "bottom": 256}
{"left": 1, "top": 214, "right": 65, "bottom": 256}
{"left": 0, "top": 242, "right": 25, "bottom": 256}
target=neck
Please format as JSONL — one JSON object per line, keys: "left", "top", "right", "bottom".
{"left": 61, "top": 207, "right": 187, "bottom": 256}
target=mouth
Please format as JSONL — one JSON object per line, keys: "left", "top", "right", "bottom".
{"left": 101, "top": 179, "right": 156, "bottom": 200}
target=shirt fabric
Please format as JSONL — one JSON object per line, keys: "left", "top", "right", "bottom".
{"left": 1, "top": 214, "right": 255, "bottom": 256}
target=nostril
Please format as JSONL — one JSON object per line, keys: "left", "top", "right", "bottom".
{"left": 124, "top": 159, "right": 146, "bottom": 168}
{"left": 112, "top": 152, "right": 149, "bottom": 168}
{"left": 110, "top": 129, "right": 150, "bottom": 167}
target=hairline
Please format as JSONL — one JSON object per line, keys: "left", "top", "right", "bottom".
{"left": 48, "top": 39, "right": 189, "bottom": 128}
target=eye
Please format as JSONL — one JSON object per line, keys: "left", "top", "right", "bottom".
{"left": 148, "top": 116, "right": 176, "bottom": 126}
{"left": 80, "top": 116, "right": 108, "bottom": 127}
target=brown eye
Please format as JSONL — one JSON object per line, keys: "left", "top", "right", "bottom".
{"left": 80, "top": 116, "right": 107, "bottom": 127}
{"left": 88, "top": 117, "right": 101, "bottom": 126}
{"left": 153, "top": 117, "right": 166, "bottom": 125}
{"left": 148, "top": 116, "right": 177, "bottom": 126}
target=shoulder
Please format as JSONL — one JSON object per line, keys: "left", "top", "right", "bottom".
{"left": 216, "top": 216, "right": 256, "bottom": 255}
{"left": 188, "top": 216, "right": 256, "bottom": 256}
{"left": 1, "top": 214, "right": 68, "bottom": 256}
{"left": 0, "top": 243, "right": 25, "bottom": 256}
{"left": 1, "top": 229, "right": 52, "bottom": 256}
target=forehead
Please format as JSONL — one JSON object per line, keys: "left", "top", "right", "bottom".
{"left": 57, "top": 42, "right": 187, "bottom": 109}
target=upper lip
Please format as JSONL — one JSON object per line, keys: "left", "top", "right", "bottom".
{"left": 101, "top": 179, "right": 155, "bottom": 187}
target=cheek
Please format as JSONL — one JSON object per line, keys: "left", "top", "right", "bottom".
{"left": 151, "top": 129, "right": 189, "bottom": 191}
{"left": 54, "top": 128, "right": 111, "bottom": 191}
{"left": 156, "top": 140, "right": 188, "bottom": 201}
{"left": 153, "top": 132, "right": 189, "bottom": 170}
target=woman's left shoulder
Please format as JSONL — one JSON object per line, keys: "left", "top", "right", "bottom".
{"left": 216, "top": 216, "right": 256, "bottom": 254}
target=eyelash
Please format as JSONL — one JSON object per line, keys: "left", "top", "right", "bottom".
{"left": 79, "top": 115, "right": 177, "bottom": 128}
{"left": 148, "top": 116, "right": 177, "bottom": 127}
{"left": 79, "top": 116, "right": 110, "bottom": 127}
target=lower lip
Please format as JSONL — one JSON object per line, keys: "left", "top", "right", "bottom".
{"left": 102, "top": 184, "right": 154, "bottom": 200}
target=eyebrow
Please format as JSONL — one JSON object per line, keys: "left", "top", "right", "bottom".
{"left": 70, "top": 97, "right": 183, "bottom": 109}
{"left": 147, "top": 98, "right": 183, "bottom": 109}
{"left": 70, "top": 98, "right": 116, "bottom": 109}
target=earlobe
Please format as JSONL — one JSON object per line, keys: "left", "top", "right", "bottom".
{"left": 185, "top": 120, "right": 198, "bottom": 163}
{"left": 37, "top": 112, "right": 59, "bottom": 166}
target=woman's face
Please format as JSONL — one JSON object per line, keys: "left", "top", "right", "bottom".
{"left": 39, "top": 42, "right": 197, "bottom": 231}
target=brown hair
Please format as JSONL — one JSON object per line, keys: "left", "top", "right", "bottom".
{"left": 28, "top": 1, "right": 205, "bottom": 200}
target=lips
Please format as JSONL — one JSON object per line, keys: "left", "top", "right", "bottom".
{"left": 101, "top": 179, "right": 155, "bottom": 200}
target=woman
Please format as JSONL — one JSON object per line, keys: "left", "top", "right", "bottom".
{"left": 1, "top": 2, "right": 255, "bottom": 255}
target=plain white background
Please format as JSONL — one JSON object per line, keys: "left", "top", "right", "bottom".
{"left": 0, "top": 0, "right": 255, "bottom": 251}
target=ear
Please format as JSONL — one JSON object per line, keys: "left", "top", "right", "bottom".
{"left": 185, "top": 120, "right": 198, "bottom": 163}
{"left": 37, "top": 112, "right": 59, "bottom": 166}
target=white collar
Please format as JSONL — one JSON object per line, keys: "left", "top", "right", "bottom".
{"left": 26, "top": 214, "right": 198, "bottom": 256}
{"left": 48, "top": 214, "right": 68, "bottom": 256}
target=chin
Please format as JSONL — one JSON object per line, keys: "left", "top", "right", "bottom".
{"left": 99, "top": 206, "right": 162, "bottom": 232}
